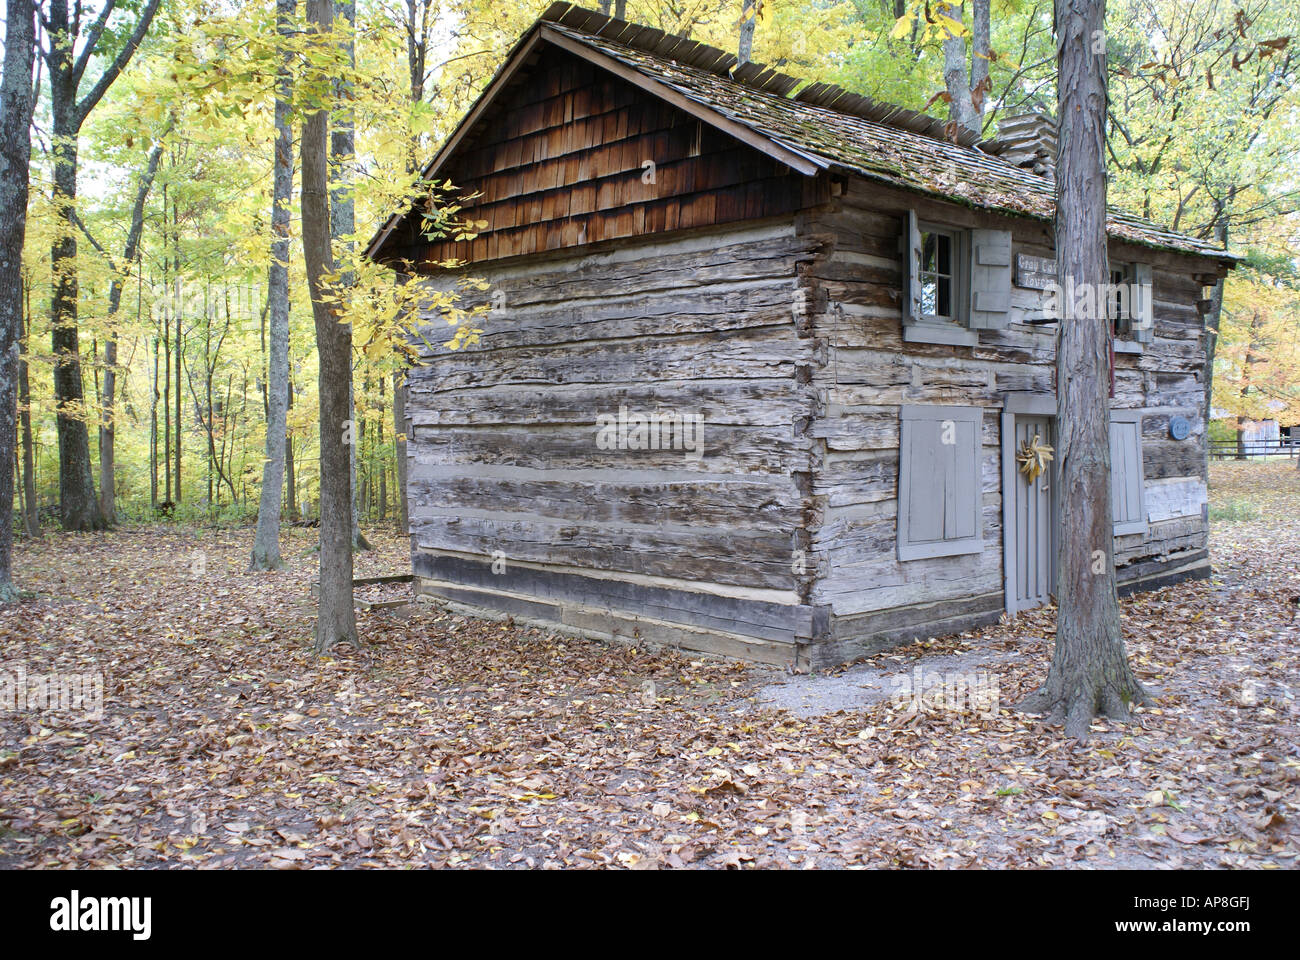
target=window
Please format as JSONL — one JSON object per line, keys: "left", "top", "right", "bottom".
{"left": 920, "top": 228, "right": 958, "bottom": 323}
{"left": 901, "top": 211, "right": 1012, "bottom": 346}
{"left": 1111, "top": 260, "right": 1153, "bottom": 351}
{"left": 1110, "top": 262, "right": 1134, "bottom": 337}
{"left": 897, "top": 405, "right": 985, "bottom": 561}
{"left": 1109, "top": 411, "right": 1147, "bottom": 535}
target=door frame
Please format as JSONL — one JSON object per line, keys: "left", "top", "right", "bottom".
{"left": 1001, "top": 393, "right": 1059, "bottom": 616}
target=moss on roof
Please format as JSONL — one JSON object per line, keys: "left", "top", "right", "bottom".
{"left": 543, "top": 8, "right": 1234, "bottom": 262}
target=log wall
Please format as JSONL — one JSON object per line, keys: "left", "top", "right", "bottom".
{"left": 798, "top": 178, "right": 1218, "bottom": 667}
{"left": 405, "top": 220, "right": 824, "bottom": 665}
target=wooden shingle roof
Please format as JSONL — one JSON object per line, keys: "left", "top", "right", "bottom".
{"left": 366, "top": 3, "right": 1236, "bottom": 263}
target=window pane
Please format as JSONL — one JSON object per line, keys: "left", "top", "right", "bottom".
{"left": 937, "top": 275, "right": 951, "bottom": 318}
{"left": 921, "top": 232, "right": 938, "bottom": 273}
{"left": 1111, "top": 265, "right": 1129, "bottom": 333}
{"left": 919, "top": 230, "right": 953, "bottom": 321}
{"left": 921, "top": 232, "right": 951, "bottom": 275}
{"left": 935, "top": 233, "right": 951, "bottom": 275}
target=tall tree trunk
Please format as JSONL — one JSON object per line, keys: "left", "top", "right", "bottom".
{"left": 940, "top": 2, "right": 978, "bottom": 137}
{"left": 20, "top": 281, "right": 39, "bottom": 538}
{"left": 44, "top": 0, "right": 161, "bottom": 531}
{"left": 393, "top": 369, "right": 408, "bottom": 535}
{"left": 286, "top": 367, "right": 297, "bottom": 519}
{"left": 98, "top": 140, "right": 165, "bottom": 523}
{"left": 251, "top": 0, "right": 297, "bottom": 571}
{"left": 376, "top": 373, "right": 386, "bottom": 521}
{"left": 1235, "top": 310, "right": 1266, "bottom": 460}
{"left": 162, "top": 186, "right": 172, "bottom": 505}
{"left": 969, "top": 0, "right": 990, "bottom": 132}
{"left": 396, "top": 1, "right": 429, "bottom": 541}
{"left": 0, "top": 0, "right": 37, "bottom": 599}
{"left": 330, "top": 0, "right": 371, "bottom": 552}
{"left": 1019, "top": 0, "right": 1148, "bottom": 740}
{"left": 738, "top": 0, "right": 757, "bottom": 66}
{"left": 357, "top": 379, "right": 368, "bottom": 518}
{"left": 174, "top": 231, "right": 183, "bottom": 503}
{"left": 1200, "top": 207, "right": 1234, "bottom": 468}
{"left": 150, "top": 330, "right": 159, "bottom": 509}
{"left": 49, "top": 99, "right": 103, "bottom": 530}
{"left": 99, "top": 343, "right": 117, "bottom": 520}
{"left": 304, "top": 0, "right": 357, "bottom": 652}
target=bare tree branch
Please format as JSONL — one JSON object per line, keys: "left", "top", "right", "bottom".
{"left": 74, "top": 0, "right": 160, "bottom": 129}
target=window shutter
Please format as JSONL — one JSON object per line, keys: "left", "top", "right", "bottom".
{"left": 1133, "top": 262, "right": 1154, "bottom": 343}
{"left": 1109, "top": 412, "right": 1147, "bottom": 535}
{"left": 898, "top": 405, "right": 984, "bottom": 560}
{"left": 901, "top": 209, "right": 922, "bottom": 326}
{"left": 968, "top": 229, "right": 1013, "bottom": 329}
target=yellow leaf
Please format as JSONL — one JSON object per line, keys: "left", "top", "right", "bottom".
{"left": 890, "top": 14, "right": 915, "bottom": 39}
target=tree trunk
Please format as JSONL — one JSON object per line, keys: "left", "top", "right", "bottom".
{"left": 330, "top": 0, "right": 371, "bottom": 553}
{"left": 304, "top": 0, "right": 357, "bottom": 653}
{"left": 150, "top": 330, "right": 158, "bottom": 510}
{"left": 286, "top": 367, "right": 297, "bottom": 519}
{"left": 43, "top": 0, "right": 161, "bottom": 530}
{"left": 969, "top": 0, "right": 990, "bottom": 132}
{"left": 98, "top": 140, "right": 165, "bottom": 523}
{"left": 250, "top": 0, "right": 297, "bottom": 571}
{"left": 393, "top": 368, "right": 408, "bottom": 535}
{"left": 174, "top": 249, "right": 183, "bottom": 503}
{"left": 99, "top": 345, "right": 116, "bottom": 521}
{"left": 20, "top": 285, "right": 39, "bottom": 538}
{"left": 50, "top": 104, "right": 103, "bottom": 531}
{"left": 397, "top": 4, "right": 425, "bottom": 540}
{"left": 738, "top": 0, "right": 757, "bottom": 66}
{"left": 0, "top": 0, "right": 36, "bottom": 599}
{"left": 1200, "top": 211, "right": 1233, "bottom": 468}
{"left": 940, "top": 2, "right": 978, "bottom": 137}
{"left": 377, "top": 373, "right": 386, "bottom": 521}
{"left": 1235, "top": 309, "right": 1266, "bottom": 461}
{"left": 162, "top": 190, "right": 172, "bottom": 505}
{"left": 1018, "top": 0, "right": 1148, "bottom": 740}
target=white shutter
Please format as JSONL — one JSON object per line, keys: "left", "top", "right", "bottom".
{"left": 1109, "top": 412, "right": 1147, "bottom": 535}
{"left": 901, "top": 210, "right": 922, "bottom": 326}
{"left": 898, "top": 405, "right": 985, "bottom": 560}
{"left": 968, "top": 229, "right": 1013, "bottom": 329}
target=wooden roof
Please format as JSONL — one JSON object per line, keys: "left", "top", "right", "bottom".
{"left": 366, "top": 2, "right": 1237, "bottom": 264}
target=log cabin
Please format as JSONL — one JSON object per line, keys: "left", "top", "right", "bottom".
{"left": 365, "top": 3, "right": 1238, "bottom": 670}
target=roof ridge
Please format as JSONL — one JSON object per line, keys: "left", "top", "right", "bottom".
{"left": 539, "top": 2, "right": 989, "bottom": 152}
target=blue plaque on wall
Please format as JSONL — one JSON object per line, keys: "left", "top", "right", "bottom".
{"left": 1169, "top": 416, "right": 1191, "bottom": 441}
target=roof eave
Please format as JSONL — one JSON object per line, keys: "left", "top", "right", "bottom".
{"left": 819, "top": 162, "right": 1241, "bottom": 266}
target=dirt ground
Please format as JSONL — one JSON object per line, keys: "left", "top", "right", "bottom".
{"left": 0, "top": 461, "right": 1296, "bottom": 868}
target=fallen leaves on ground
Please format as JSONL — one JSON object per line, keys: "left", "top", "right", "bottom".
{"left": 0, "top": 461, "right": 1296, "bottom": 869}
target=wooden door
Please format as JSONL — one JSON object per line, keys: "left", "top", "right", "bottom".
{"left": 1011, "top": 414, "right": 1057, "bottom": 612}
